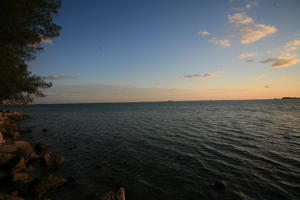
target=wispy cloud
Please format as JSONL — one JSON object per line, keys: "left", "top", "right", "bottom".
{"left": 198, "top": 30, "right": 211, "bottom": 36}
{"left": 203, "top": 73, "right": 217, "bottom": 77}
{"left": 209, "top": 38, "right": 231, "bottom": 47}
{"left": 228, "top": 12, "right": 277, "bottom": 44}
{"left": 238, "top": 53, "right": 257, "bottom": 59}
{"left": 46, "top": 75, "right": 77, "bottom": 80}
{"left": 245, "top": 59, "right": 254, "bottom": 63}
{"left": 183, "top": 74, "right": 201, "bottom": 78}
{"left": 285, "top": 40, "right": 300, "bottom": 51}
{"left": 245, "top": 1, "right": 257, "bottom": 9}
{"left": 261, "top": 53, "right": 300, "bottom": 68}
{"left": 264, "top": 85, "right": 272, "bottom": 89}
{"left": 231, "top": 1, "right": 257, "bottom": 10}
{"left": 229, "top": 12, "right": 253, "bottom": 24}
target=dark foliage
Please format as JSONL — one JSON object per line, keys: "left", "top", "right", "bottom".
{"left": 0, "top": 0, "right": 62, "bottom": 104}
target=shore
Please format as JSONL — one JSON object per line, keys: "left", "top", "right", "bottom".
{"left": 0, "top": 110, "right": 125, "bottom": 200}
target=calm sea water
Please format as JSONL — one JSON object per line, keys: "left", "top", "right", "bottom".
{"left": 2, "top": 100, "right": 300, "bottom": 200}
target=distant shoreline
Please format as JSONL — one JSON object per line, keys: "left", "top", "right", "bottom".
{"left": 1, "top": 97, "right": 299, "bottom": 106}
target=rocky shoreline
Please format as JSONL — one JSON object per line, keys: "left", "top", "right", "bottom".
{"left": 0, "top": 111, "right": 125, "bottom": 200}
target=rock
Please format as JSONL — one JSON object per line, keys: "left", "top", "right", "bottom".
{"left": 24, "top": 164, "right": 33, "bottom": 172}
{"left": 10, "top": 131, "right": 21, "bottom": 139}
{"left": 35, "top": 143, "right": 49, "bottom": 152}
{"left": 12, "top": 172, "right": 30, "bottom": 183}
{"left": 0, "top": 193, "right": 25, "bottom": 200}
{"left": 4, "top": 112, "right": 28, "bottom": 121}
{"left": 117, "top": 187, "right": 126, "bottom": 200}
{"left": 15, "top": 141, "right": 38, "bottom": 162}
{"left": 30, "top": 175, "right": 67, "bottom": 197}
{"left": 0, "top": 141, "right": 37, "bottom": 163}
{"left": 40, "top": 152, "right": 64, "bottom": 167}
{"left": 99, "top": 187, "right": 126, "bottom": 200}
{"left": 0, "top": 153, "right": 15, "bottom": 166}
{"left": 0, "top": 144, "right": 18, "bottom": 153}
{"left": 214, "top": 179, "right": 227, "bottom": 190}
{"left": 0, "top": 132, "right": 5, "bottom": 144}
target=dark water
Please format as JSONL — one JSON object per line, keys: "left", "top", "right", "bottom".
{"left": 2, "top": 100, "right": 300, "bottom": 200}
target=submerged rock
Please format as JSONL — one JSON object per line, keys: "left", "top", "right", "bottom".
{"left": 214, "top": 179, "right": 227, "bottom": 190}
{"left": 29, "top": 175, "right": 67, "bottom": 197}
{"left": 40, "top": 152, "right": 64, "bottom": 167}
{"left": 42, "top": 128, "right": 49, "bottom": 132}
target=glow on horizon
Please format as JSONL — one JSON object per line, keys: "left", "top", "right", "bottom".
{"left": 31, "top": 0, "right": 300, "bottom": 103}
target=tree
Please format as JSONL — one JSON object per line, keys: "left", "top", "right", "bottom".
{"left": 0, "top": 0, "right": 62, "bottom": 104}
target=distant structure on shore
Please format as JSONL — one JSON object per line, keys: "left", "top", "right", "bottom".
{"left": 281, "top": 97, "right": 300, "bottom": 99}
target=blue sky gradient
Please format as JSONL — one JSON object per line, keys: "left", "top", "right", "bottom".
{"left": 30, "top": 0, "right": 300, "bottom": 103}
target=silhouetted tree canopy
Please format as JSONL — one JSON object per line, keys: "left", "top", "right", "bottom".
{"left": 0, "top": 0, "right": 62, "bottom": 104}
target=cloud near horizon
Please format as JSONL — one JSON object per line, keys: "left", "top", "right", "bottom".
{"left": 184, "top": 70, "right": 223, "bottom": 79}
{"left": 46, "top": 75, "right": 77, "bottom": 80}
{"left": 183, "top": 74, "right": 201, "bottom": 78}
{"left": 261, "top": 53, "right": 300, "bottom": 68}
{"left": 203, "top": 73, "right": 217, "bottom": 77}
{"left": 209, "top": 38, "right": 231, "bottom": 47}
{"left": 238, "top": 53, "right": 257, "bottom": 59}
{"left": 228, "top": 12, "right": 277, "bottom": 44}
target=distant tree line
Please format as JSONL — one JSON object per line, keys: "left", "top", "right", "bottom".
{"left": 0, "top": 0, "right": 62, "bottom": 104}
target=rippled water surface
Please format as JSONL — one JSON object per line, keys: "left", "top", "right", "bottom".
{"left": 2, "top": 100, "right": 300, "bottom": 199}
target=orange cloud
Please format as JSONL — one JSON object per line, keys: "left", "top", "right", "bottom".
{"left": 261, "top": 53, "right": 300, "bottom": 68}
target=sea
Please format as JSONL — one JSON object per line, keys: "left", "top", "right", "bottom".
{"left": 2, "top": 100, "right": 300, "bottom": 200}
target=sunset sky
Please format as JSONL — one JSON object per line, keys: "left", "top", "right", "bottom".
{"left": 31, "top": 0, "right": 300, "bottom": 103}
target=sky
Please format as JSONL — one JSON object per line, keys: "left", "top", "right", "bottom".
{"left": 30, "top": 0, "right": 300, "bottom": 103}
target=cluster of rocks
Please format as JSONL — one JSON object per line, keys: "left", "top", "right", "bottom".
{"left": 0, "top": 110, "right": 126, "bottom": 200}
{"left": 0, "top": 110, "right": 68, "bottom": 199}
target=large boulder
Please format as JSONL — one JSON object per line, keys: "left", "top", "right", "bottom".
{"left": 99, "top": 187, "right": 126, "bottom": 200}
{"left": 40, "top": 152, "right": 64, "bottom": 167}
{"left": 0, "top": 144, "right": 18, "bottom": 154}
{"left": 29, "top": 175, "right": 67, "bottom": 197}
{"left": 4, "top": 112, "right": 28, "bottom": 121}
{"left": 15, "top": 141, "right": 38, "bottom": 162}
